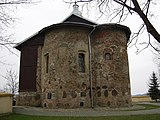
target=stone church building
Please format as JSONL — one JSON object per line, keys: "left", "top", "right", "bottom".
{"left": 15, "top": 4, "right": 132, "bottom": 108}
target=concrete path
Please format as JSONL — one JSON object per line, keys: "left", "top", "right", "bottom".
{"left": 13, "top": 102, "right": 160, "bottom": 116}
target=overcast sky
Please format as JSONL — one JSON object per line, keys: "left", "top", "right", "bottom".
{"left": 0, "top": 0, "right": 159, "bottom": 95}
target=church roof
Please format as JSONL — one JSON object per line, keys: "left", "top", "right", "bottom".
{"left": 15, "top": 22, "right": 94, "bottom": 50}
{"left": 62, "top": 14, "right": 97, "bottom": 25}
{"left": 62, "top": 3, "right": 97, "bottom": 25}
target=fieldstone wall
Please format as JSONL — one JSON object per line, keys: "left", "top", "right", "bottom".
{"left": 16, "top": 92, "right": 41, "bottom": 107}
{"left": 40, "top": 25, "right": 131, "bottom": 108}
{"left": 92, "top": 26, "right": 131, "bottom": 107}
{"left": 41, "top": 27, "right": 91, "bottom": 108}
{"left": 17, "top": 24, "right": 131, "bottom": 108}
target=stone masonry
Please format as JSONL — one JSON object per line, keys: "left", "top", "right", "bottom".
{"left": 37, "top": 24, "right": 132, "bottom": 108}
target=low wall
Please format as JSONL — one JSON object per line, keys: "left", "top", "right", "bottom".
{"left": 132, "top": 95, "right": 151, "bottom": 102}
{"left": 16, "top": 92, "right": 41, "bottom": 107}
{"left": 0, "top": 93, "right": 13, "bottom": 114}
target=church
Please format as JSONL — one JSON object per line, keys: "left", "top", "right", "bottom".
{"left": 15, "top": 3, "right": 132, "bottom": 108}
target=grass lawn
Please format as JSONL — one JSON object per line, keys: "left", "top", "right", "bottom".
{"left": 138, "top": 104, "right": 160, "bottom": 110}
{"left": 1, "top": 113, "right": 160, "bottom": 120}
{"left": 125, "top": 103, "right": 160, "bottom": 111}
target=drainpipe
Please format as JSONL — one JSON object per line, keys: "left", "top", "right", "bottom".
{"left": 88, "top": 25, "right": 96, "bottom": 108}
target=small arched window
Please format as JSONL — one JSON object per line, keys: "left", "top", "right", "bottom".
{"left": 47, "top": 93, "right": 52, "bottom": 99}
{"left": 78, "top": 53, "right": 85, "bottom": 72}
{"left": 44, "top": 53, "right": 49, "bottom": 73}
{"left": 104, "top": 90, "right": 108, "bottom": 97}
{"left": 62, "top": 91, "right": 67, "bottom": 98}
{"left": 80, "top": 102, "right": 84, "bottom": 107}
{"left": 44, "top": 103, "right": 47, "bottom": 107}
{"left": 97, "top": 91, "right": 101, "bottom": 97}
{"left": 105, "top": 53, "right": 112, "bottom": 60}
{"left": 112, "top": 89, "right": 118, "bottom": 96}
{"left": 80, "top": 92, "right": 86, "bottom": 97}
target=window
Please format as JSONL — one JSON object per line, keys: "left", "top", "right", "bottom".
{"left": 97, "top": 91, "right": 101, "bottom": 97}
{"left": 105, "top": 53, "right": 112, "bottom": 60}
{"left": 80, "top": 102, "right": 84, "bottom": 107}
{"left": 71, "top": 91, "right": 77, "bottom": 98}
{"left": 104, "top": 90, "right": 108, "bottom": 97}
{"left": 44, "top": 103, "right": 47, "bottom": 107}
{"left": 102, "top": 85, "right": 107, "bottom": 89}
{"left": 47, "top": 93, "right": 52, "bottom": 99}
{"left": 78, "top": 53, "right": 85, "bottom": 72}
{"left": 80, "top": 92, "right": 86, "bottom": 97}
{"left": 45, "top": 53, "right": 49, "bottom": 73}
{"left": 62, "top": 91, "right": 67, "bottom": 98}
{"left": 112, "top": 89, "right": 118, "bottom": 96}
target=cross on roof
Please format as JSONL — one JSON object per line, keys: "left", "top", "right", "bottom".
{"left": 63, "top": 0, "right": 93, "bottom": 4}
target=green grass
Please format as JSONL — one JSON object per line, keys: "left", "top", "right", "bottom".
{"left": 0, "top": 113, "right": 160, "bottom": 120}
{"left": 111, "top": 103, "right": 160, "bottom": 111}
{"left": 137, "top": 104, "right": 160, "bottom": 110}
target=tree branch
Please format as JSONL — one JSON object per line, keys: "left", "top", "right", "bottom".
{"left": 128, "top": 24, "right": 145, "bottom": 46}
{"left": 63, "top": 0, "right": 94, "bottom": 4}
{"left": 113, "top": 0, "right": 135, "bottom": 12}
{"left": 0, "top": 0, "right": 34, "bottom": 5}
{"left": 131, "top": 0, "right": 160, "bottom": 43}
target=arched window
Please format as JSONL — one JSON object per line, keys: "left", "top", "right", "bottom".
{"left": 112, "top": 89, "right": 118, "bottom": 96}
{"left": 44, "top": 103, "right": 47, "bottom": 107}
{"left": 104, "top": 90, "right": 108, "bottom": 97}
{"left": 47, "top": 93, "right": 52, "bottom": 99}
{"left": 78, "top": 53, "right": 85, "bottom": 72}
{"left": 80, "top": 92, "right": 86, "bottom": 97}
{"left": 62, "top": 91, "right": 67, "bottom": 98}
{"left": 97, "top": 91, "right": 101, "bottom": 97}
{"left": 44, "top": 53, "right": 49, "bottom": 73}
{"left": 80, "top": 102, "right": 84, "bottom": 107}
{"left": 105, "top": 53, "right": 112, "bottom": 60}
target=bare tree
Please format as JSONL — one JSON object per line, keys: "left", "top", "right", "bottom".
{"left": 2, "top": 69, "right": 18, "bottom": 94}
{"left": 0, "top": 0, "right": 36, "bottom": 53}
{"left": 64, "top": 0, "right": 160, "bottom": 52}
